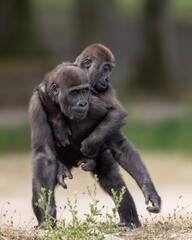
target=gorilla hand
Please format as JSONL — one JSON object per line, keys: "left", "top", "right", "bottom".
{"left": 57, "top": 163, "right": 73, "bottom": 189}
{"left": 143, "top": 183, "right": 161, "bottom": 213}
{"left": 54, "top": 122, "right": 72, "bottom": 147}
{"left": 81, "top": 135, "right": 100, "bottom": 158}
{"left": 77, "top": 158, "right": 96, "bottom": 171}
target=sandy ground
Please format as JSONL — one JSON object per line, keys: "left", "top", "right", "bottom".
{"left": 0, "top": 152, "right": 192, "bottom": 228}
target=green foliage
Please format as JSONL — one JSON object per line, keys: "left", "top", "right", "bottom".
{"left": 33, "top": 0, "right": 192, "bottom": 18}
{"left": 116, "top": 0, "right": 192, "bottom": 18}
{"left": 1, "top": 192, "right": 192, "bottom": 239}
{"left": 115, "top": 0, "right": 143, "bottom": 16}
{"left": 34, "top": 177, "right": 125, "bottom": 239}
{"left": 0, "top": 111, "right": 192, "bottom": 154}
{"left": 171, "top": 0, "right": 192, "bottom": 18}
{"left": 158, "top": 220, "right": 173, "bottom": 231}
{"left": 35, "top": 188, "right": 54, "bottom": 230}
{"left": 0, "top": 125, "right": 30, "bottom": 154}
{"left": 123, "top": 112, "right": 192, "bottom": 154}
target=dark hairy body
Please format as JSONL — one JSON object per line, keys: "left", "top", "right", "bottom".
{"left": 56, "top": 44, "right": 161, "bottom": 213}
{"left": 29, "top": 64, "right": 141, "bottom": 228}
{"left": 29, "top": 44, "right": 161, "bottom": 229}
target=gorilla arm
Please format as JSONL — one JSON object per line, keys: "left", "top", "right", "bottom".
{"left": 38, "top": 82, "right": 72, "bottom": 147}
{"left": 108, "top": 134, "right": 161, "bottom": 214}
{"left": 29, "top": 90, "right": 58, "bottom": 227}
{"left": 81, "top": 87, "right": 127, "bottom": 158}
{"left": 29, "top": 90, "right": 55, "bottom": 150}
{"left": 30, "top": 88, "right": 73, "bottom": 190}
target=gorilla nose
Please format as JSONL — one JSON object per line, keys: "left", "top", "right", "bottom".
{"left": 105, "top": 76, "right": 109, "bottom": 82}
{"left": 78, "top": 100, "right": 88, "bottom": 108}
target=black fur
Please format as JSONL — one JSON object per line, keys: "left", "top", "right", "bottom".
{"left": 29, "top": 64, "right": 141, "bottom": 228}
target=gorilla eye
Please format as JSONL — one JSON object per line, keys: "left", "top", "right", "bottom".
{"left": 103, "top": 64, "right": 110, "bottom": 72}
{"left": 71, "top": 90, "right": 78, "bottom": 96}
{"left": 51, "top": 83, "right": 58, "bottom": 94}
{"left": 84, "top": 58, "right": 92, "bottom": 69}
{"left": 82, "top": 88, "right": 89, "bottom": 94}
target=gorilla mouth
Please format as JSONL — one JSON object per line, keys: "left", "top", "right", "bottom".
{"left": 74, "top": 109, "right": 88, "bottom": 120}
{"left": 97, "top": 82, "right": 107, "bottom": 91}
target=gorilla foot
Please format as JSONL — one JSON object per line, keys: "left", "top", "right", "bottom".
{"left": 77, "top": 158, "right": 96, "bottom": 171}
{"left": 35, "top": 219, "right": 57, "bottom": 229}
{"left": 116, "top": 221, "right": 141, "bottom": 232}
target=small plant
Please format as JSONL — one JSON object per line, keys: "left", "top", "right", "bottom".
{"left": 34, "top": 175, "right": 125, "bottom": 239}
{"left": 35, "top": 188, "right": 54, "bottom": 230}
{"left": 158, "top": 220, "right": 173, "bottom": 231}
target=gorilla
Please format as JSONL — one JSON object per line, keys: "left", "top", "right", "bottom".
{"left": 56, "top": 44, "right": 161, "bottom": 213}
{"left": 29, "top": 45, "right": 161, "bottom": 229}
{"left": 29, "top": 63, "right": 141, "bottom": 228}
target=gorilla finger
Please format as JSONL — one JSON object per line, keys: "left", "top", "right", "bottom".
{"left": 60, "top": 181, "right": 68, "bottom": 189}
{"left": 57, "top": 177, "right": 68, "bottom": 189}
{"left": 77, "top": 160, "right": 84, "bottom": 167}
{"left": 65, "top": 171, "right": 73, "bottom": 179}
{"left": 151, "top": 196, "right": 161, "bottom": 209}
{"left": 64, "top": 138, "right": 70, "bottom": 146}
{"left": 146, "top": 205, "right": 160, "bottom": 214}
{"left": 145, "top": 196, "right": 150, "bottom": 205}
{"left": 81, "top": 163, "right": 90, "bottom": 171}
{"left": 60, "top": 141, "right": 67, "bottom": 147}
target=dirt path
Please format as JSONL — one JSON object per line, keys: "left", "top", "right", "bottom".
{"left": 0, "top": 152, "right": 192, "bottom": 228}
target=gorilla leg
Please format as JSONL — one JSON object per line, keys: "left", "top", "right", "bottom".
{"left": 32, "top": 145, "right": 58, "bottom": 228}
{"left": 92, "top": 147, "right": 141, "bottom": 228}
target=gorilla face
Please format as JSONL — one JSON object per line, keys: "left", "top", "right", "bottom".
{"left": 45, "top": 64, "right": 90, "bottom": 120}
{"left": 60, "top": 84, "right": 90, "bottom": 120}
{"left": 75, "top": 43, "right": 115, "bottom": 92}
{"left": 92, "top": 62, "right": 113, "bottom": 92}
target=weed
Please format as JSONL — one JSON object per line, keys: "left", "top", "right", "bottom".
{"left": 1, "top": 183, "right": 192, "bottom": 239}
{"left": 33, "top": 176, "right": 125, "bottom": 239}
{"left": 35, "top": 188, "right": 55, "bottom": 230}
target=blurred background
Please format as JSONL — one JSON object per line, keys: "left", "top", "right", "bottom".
{"left": 0, "top": 0, "right": 192, "bottom": 227}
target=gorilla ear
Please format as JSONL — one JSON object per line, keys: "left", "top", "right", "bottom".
{"left": 51, "top": 83, "right": 59, "bottom": 95}
{"left": 83, "top": 58, "right": 92, "bottom": 70}
{"left": 74, "top": 56, "right": 92, "bottom": 69}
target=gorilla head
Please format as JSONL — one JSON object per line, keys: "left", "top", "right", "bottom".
{"left": 43, "top": 63, "right": 90, "bottom": 120}
{"left": 75, "top": 43, "right": 115, "bottom": 92}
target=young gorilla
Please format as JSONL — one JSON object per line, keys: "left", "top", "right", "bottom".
{"left": 29, "top": 64, "right": 141, "bottom": 228}
{"left": 56, "top": 44, "right": 161, "bottom": 214}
